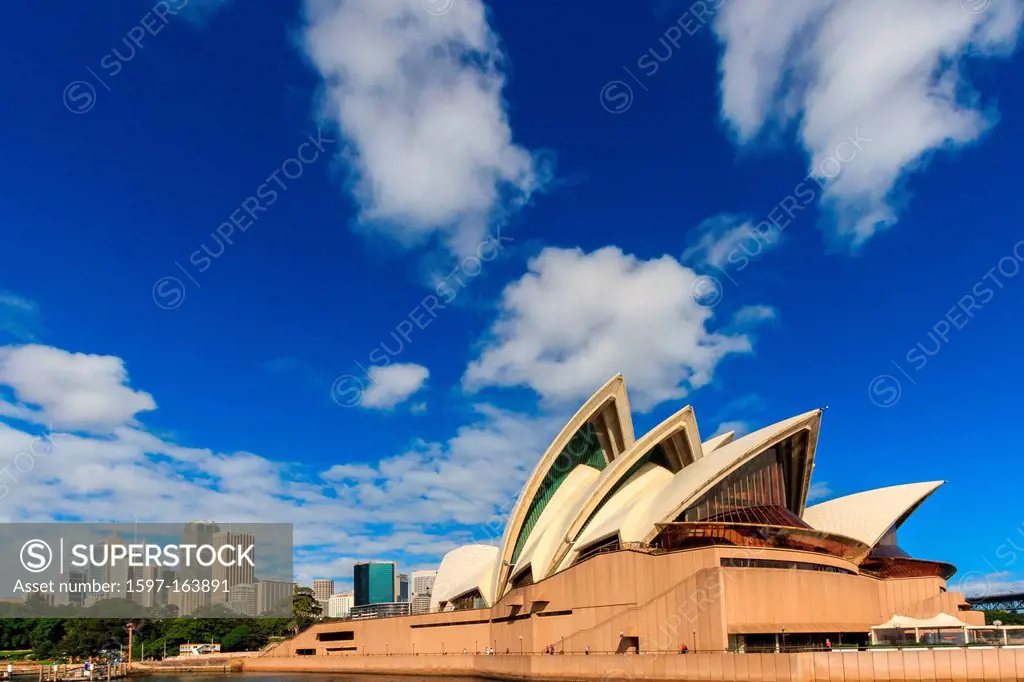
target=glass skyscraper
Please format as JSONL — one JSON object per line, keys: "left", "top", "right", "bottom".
{"left": 353, "top": 561, "right": 397, "bottom": 606}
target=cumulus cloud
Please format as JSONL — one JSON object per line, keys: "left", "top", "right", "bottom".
{"left": 806, "top": 480, "right": 833, "bottom": 503}
{"left": 681, "top": 215, "right": 782, "bottom": 271}
{"left": 360, "top": 362, "right": 430, "bottom": 409}
{"left": 301, "top": 0, "right": 547, "bottom": 257}
{"left": 0, "top": 343, "right": 564, "bottom": 579}
{"left": 711, "top": 420, "right": 749, "bottom": 438}
{"left": 952, "top": 571, "right": 1024, "bottom": 599}
{"left": 0, "top": 344, "right": 156, "bottom": 432}
{"left": 731, "top": 304, "right": 778, "bottom": 327}
{"left": 0, "top": 291, "right": 43, "bottom": 341}
{"left": 714, "top": 0, "right": 1024, "bottom": 248}
{"left": 463, "top": 246, "right": 774, "bottom": 411}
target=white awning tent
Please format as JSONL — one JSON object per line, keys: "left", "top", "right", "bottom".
{"left": 873, "top": 613, "right": 966, "bottom": 630}
{"left": 870, "top": 613, "right": 966, "bottom": 645}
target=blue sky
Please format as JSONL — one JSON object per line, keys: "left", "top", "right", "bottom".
{"left": 2, "top": 0, "right": 1024, "bottom": 593}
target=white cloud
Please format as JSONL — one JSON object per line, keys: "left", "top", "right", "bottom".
{"left": 322, "top": 463, "right": 378, "bottom": 481}
{"left": 301, "top": 0, "right": 547, "bottom": 257}
{"left": 681, "top": 215, "right": 781, "bottom": 271}
{"left": 714, "top": 0, "right": 1024, "bottom": 248}
{"left": 0, "top": 344, "right": 156, "bottom": 432}
{"left": 0, "top": 291, "right": 42, "bottom": 341}
{"left": 361, "top": 362, "right": 430, "bottom": 409}
{"left": 806, "top": 480, "right": 833, "bottom": 502}
{"left": 712, "top": 420, "right": 749, "bottom": 438}
{"left": 951, "top": 571, "right": 1024, "bottom": 599}
{"left": 731, "top": 304, "right": 778, "bottom": 327}
{"left": 0, "top": 344, "right": 564, "bottom": 579}
{"left": 463, "top": 246, "right": 772, "bottom": 411}
{"left": 175, "top": 0, "right": 237, "bottom": 25}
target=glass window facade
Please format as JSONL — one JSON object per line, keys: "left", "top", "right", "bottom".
{"left": 353, "top": 561, "right": 396, "bottom": 606}
{"left": 680, "top": 447, "right": 789, "bottom": 522}
{"left": 510, "top": 421, "right": 608, "bottom": 564}
{"left": 720, "top": 556, "right": 854, "bottom": 575}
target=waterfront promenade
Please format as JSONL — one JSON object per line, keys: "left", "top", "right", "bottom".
{"left": 240, "top": 648, "right": 1024, "bottom": 681}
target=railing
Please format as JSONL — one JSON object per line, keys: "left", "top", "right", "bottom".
{"left": 311, "top": 643, "right": 1024, "bottom": 656}
{"left": 573, "top": 541, "right": 662, "bottom": 565}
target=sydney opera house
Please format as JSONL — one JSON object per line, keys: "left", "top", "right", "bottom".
{"left": 273, "top": 375, "right": 980, "bottom": 658}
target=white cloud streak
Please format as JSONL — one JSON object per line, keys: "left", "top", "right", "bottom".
{"left": 361, "top": 362, "right": 430, "bottom": 409}
{"left": 301, "top": 0, "right": 547, "bottom": 257}
{"left": 714, "top": 0, "right": 1024, "bottom": 248}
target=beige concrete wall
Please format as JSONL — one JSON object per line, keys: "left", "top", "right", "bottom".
{"left": 272, "top": 546, "right": 978, "bottom": 660}
{"left": 244, "top": 649, "right": 1024, "bottom": 681}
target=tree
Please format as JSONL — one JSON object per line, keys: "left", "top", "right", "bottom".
{"left": 289, "top": 587, "right": 321, "bottom": 635}
{"left": 985, "top": 610, "right": 1024, "bottom": 625}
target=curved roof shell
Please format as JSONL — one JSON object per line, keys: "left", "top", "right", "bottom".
{"left": 802, "top": 481, "right": 945, "bottom": 549}
{"left": 492, "top": 374, "right": 634, "bottom": 599}
{"left": 431, "top": 543, "right": 499, "bottom": 612}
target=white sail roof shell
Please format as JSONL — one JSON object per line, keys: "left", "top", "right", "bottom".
{"left": 802, "top": 481, "right": 945, "bottom": 548}
{"left": 430, "top": 544, "right": 499, "bottom": 612}
{"left": 511, "top": 464, "right": 603, "bottom": 586}
{"left": 568, "top": 409, "right": 821, "bottom": 552}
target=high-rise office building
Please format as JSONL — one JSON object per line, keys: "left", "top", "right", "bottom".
{"left": 103, "top": 531, "right": 131, "bottom": 601}
{"left": 327, "top": 592, "right": 353, "bottom": 618}
{"left": 353, "top": 561, "right": 397, "bottom": 606}
{"left": 180, "top": 521, "right": 220, "bottom": 571}
{"left": 211, "top": 530, "right": 255, "bottom": 604}
{"left": 134, "top": 565, "right": 163, "bottom": 609}
{"left": 170, "top": 588, "right": 206, "bottom": 617}
{"left": 228, "top": 584, "right": 257, "bottom": 617}
{"left": 178, "top": 521, "right": 219, "bottom": 611}
{"left": 398, "top": 573, "right": 409, "bottom": 602}
{"left": 256, "top": 580, "right": 293, "bottom": 616}
{"left": 312, "top": 579, "right": 335, "bottom": 602}
{"left": 53, "top": 569, "right": 87, "bottom": 607}
{"left": 410, "top": 569, "right": 436, "bottom": 614}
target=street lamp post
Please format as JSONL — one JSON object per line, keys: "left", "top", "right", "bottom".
{"left": 781, "top": 626, "right": 786, "bottom": 653}
{"left": 519, "top": 636, "right": 523, "bottom": 655}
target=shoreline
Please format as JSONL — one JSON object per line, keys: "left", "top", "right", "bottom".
{"left": 239, "top": 648, "right": 1024, "bottom": 682}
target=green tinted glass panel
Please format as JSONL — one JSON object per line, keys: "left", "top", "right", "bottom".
{"left": 510, "top": 422, "right": 606, "bottom": 565}
{"left": 575, "top": 443, "right": 674, "bottom": 540}
{"left": 353, "top": 562, "right": 395, "bottom": 606}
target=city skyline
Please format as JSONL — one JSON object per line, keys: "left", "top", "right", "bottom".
{"left": 2, "top": 0, "right": 1023, "bottom": 599}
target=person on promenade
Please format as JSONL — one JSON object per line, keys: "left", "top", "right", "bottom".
{"left": 679, "top": 642, "right": 688, "bottom": 654}
{"left": 584, "top": 646, "right": 590, "bottom": 656}
{"left": 825, "top": 638, "right": 832, "bottom": 651}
